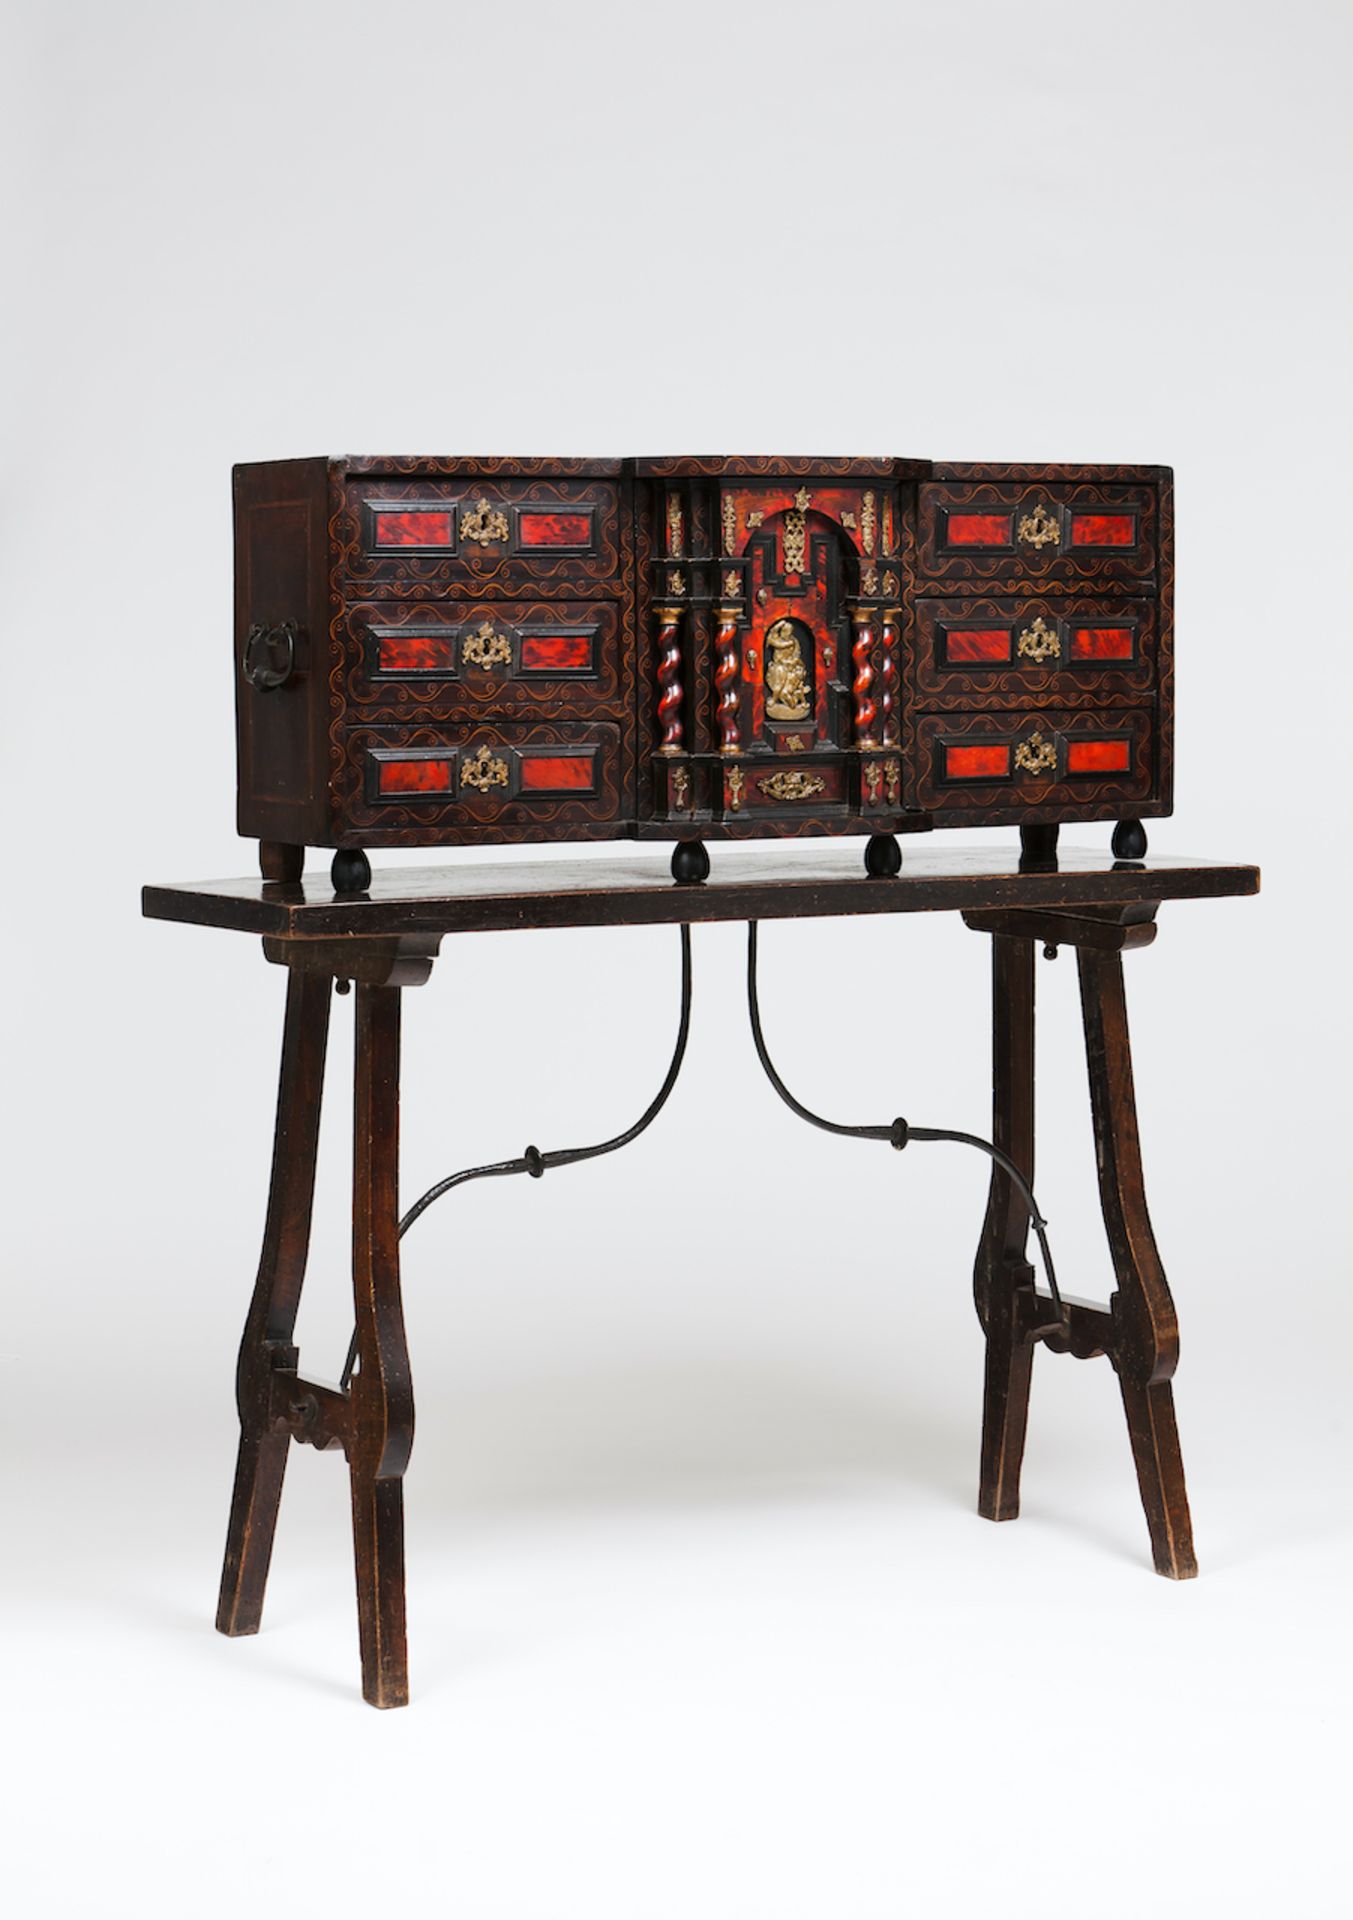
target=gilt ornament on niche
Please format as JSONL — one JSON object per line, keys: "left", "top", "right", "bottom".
{"left": 763, "top": 620, "right": 813, "bottom": 721}
{"left": 760, "top": 770, "right": 826, "bottom": 802}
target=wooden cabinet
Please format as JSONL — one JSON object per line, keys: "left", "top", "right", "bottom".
{"left": 233, "top": 455, "right": 1173, "bottom": 869}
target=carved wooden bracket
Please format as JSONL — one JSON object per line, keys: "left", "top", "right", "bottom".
{"left": 262, "top": 935, "right": 443, "bottom": 987}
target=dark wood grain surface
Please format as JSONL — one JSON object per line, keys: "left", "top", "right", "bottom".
{"left": 143, "top": 846, "right": 1258, "bottom": 940}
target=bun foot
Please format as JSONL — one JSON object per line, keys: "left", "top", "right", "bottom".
{"left": 671, "top": 839, "right": 710, "bottom": 885}
{"left": 864, "top": 832, "right": 902, "bottom": 878}
{"left": 1111, "top": 818, "right": 1148, "bottom": 862}
{"left": 331, "top": 848, "right": 372, "bottom": 893}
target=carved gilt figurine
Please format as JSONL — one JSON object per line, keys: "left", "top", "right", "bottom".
{"left": 764, "top": 619, "right": 812, "bottom": 721}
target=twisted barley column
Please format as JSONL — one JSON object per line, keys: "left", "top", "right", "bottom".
{"left": 654, "top": 605, "right": 684, "bottom": 753}
{"left": 850, "top": 605, "right": 878, "bottom": 747}
{"left": 879, "top": 607, "right": 899, "bottom": 745}
{"left": 714, "top": 603, "right": 742, "bottom": 754}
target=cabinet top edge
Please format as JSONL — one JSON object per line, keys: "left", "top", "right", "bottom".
{"left": 230, "top": 456, "right": 1172, "bottom": 485}
{"left": 929, "top": 462, "right": 1172, "bottom": 483}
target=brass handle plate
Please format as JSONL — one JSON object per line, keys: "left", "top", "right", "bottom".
{"left": 1017, "top": 504, "right": 1060, "bottom": 549}
{"left": 460, "top": 498, "right": 509, "bottom": 546}
{"left": 462, "top": 622, "right": 512, "bottom": 670}
{"left": 460, "top": 743, "right": 510, "bottom": 792}
{"left": 1016, "top": 616, "right": 1059, "bottom": 663}
{"left": 1014, "top": 732, "right": 1058, "bottom": 776}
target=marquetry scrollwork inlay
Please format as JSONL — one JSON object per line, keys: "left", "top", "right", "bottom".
{"left": 760, "top": 770, "right": 826, "bottom": 803}
{"left": 1014, "top": 732, "right": 1058, "bottom": 775}
{"left": 1017, "top": 503, "right": 1060, "bottom": 549}
{"left": 460, "top": 498, "right": 510, "bottom": 545}
{"left": 462, "top": 621, "right": 512, "bottom": 670}
{"left": 460, "top": 743, "right": 510, "bottom": 792}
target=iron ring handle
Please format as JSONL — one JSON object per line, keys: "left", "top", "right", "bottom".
{"left": 243, "top": 620, "right": 297, "bottom": 692}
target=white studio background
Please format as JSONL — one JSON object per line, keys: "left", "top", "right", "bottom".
{"left": 1, "top": 3, "right": 1349, "bottom": 1915}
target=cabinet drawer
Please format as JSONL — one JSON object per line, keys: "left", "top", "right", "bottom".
{"left": 916, "top": 482, "right": 1157, "bottom": 592}
{"left": 716, "top": 755, "right": 854, "bottom": 820}
{"left": 913, "top": 708, "right": 1154, "bottom": 813}
{"left": 338, "top": 599, "right": 628, "bottom": 717}
{"left": 338, "top": 720, "right": 629, "bottom": 838}
{"left": 336, "top": 478, "right": 622, "bottom": 598}
{"left": 910, "top": 596, "right": 1155, "bottom": 706}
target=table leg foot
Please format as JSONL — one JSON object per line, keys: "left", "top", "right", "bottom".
{"left": 978, "top": 1279, "right": 1035, "bottom": 1522}
{"left": 1119, "top": 1373, "right": 1197, "bottom": 1578}
{"left": 217, "top": 1430, "right": 291, "bottom": 1635}
{"left": 351, "top": 1471, "right": 409, "bottom": 1706}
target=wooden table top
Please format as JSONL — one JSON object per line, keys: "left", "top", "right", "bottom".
{"left": 142, "top": 846, "right": 1260, "bottom": 941}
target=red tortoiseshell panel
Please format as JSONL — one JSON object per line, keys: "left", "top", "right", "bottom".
{"left": 519, "top": 755, "right": 594, "bottom": 791}
{"left": 1070, "top": 626, "right": 1135, "bottom": 661}
{"left": 946, "top": 743, "right": 1011, "bottom": 780}
{"left": 1066, "top": 739, "right": 1131, "bottom": 775}
{"left": 518, "top": 511, "right": 592, "bottom": 547}
{"left": 377, "top": 758, "right": 453, "bottom": 794}
{"left": 945, "top": 628, "right": 1012, "bottom": 664}
{"left": 519, "top": 634, "right": 594, "bottom": 673}
{"left": 377, "top": 632, "right": 457, "bottom": 673}
{"left": 946, "top": 512, "right": 1013, "bottom": 548}
{"left": 372, "top": 509, "right": 454, "bottom": 547}
{"left": 1069, "top": 513, "right": 1135, "bottom": 547}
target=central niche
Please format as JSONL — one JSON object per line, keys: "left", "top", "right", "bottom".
{"left": 763, "top": 617, "right": 814, "bottom": 722}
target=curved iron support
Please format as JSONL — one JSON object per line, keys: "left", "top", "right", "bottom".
{"left": 745, "top": 921, "right": 1067, "bottom": 1327}
{"left": 340, "top": 924, "right": 694, "bottom": 1388}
